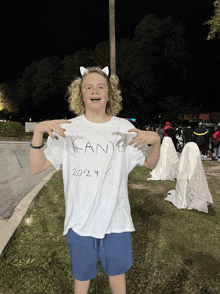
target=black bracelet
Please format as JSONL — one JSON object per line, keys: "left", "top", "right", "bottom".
{"left": 30, "top": 141, "right": 44, "bottom": 149}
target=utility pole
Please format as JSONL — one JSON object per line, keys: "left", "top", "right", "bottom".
{"left": 109, "top": 0, "right": 116, "bottom": 76}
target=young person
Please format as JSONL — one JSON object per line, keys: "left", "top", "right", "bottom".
{"left": 193, "top": 122, "right": 217, "bottom": 161}
{"left": 213, "top": 126, "right": 220, "bottom": 159}
{"left": 29, "top": 66, "right": 161, "bottom": 294}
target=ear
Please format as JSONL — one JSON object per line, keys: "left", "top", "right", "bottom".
{"left": 80, "top": 66, "right": 89, "bottom": 76}
{"left": 101, "top": 66, "right": 109, "bottom": 77}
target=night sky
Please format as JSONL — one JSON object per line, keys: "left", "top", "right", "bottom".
{"left": 0, "top": 0, "right": 217, "bottom": 84}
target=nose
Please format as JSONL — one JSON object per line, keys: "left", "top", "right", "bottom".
{"left": 92, "top": 87, "right": 99, "bottom": 93}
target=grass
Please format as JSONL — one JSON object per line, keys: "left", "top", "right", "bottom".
{"left": 0, "top": 162, "right": 220, "bottom": 294}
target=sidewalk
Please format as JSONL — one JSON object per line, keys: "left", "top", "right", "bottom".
{"left": 0, "top": 140, "right": 58, "bottom": 255}
{"left": 0, "top": 168, "right": 58, "bottom": 255}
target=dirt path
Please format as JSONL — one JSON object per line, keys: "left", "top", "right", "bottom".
{"left": 204, "top": 165, "right": 220, "bottom": 177}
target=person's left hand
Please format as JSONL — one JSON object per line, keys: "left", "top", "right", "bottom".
{"left": 128, "top": 129, "right": 160, "bottom": 150}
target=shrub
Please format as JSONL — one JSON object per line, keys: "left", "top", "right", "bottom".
{"left": 0, "top": 121, "right": 24, "bottom": 137}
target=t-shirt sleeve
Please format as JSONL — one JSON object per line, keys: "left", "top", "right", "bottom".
{"left": 43, "top": 131, "right": 64, "bottom": 170}
{"left": 128, "top": 143, "right": 152, "bottom": 171}
{"left": 125, "top": 121, "right": 152, "bottom": 171}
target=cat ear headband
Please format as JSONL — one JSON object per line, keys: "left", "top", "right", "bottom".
{"left": 80, "top": 66, "right": 109, "bottom": 77}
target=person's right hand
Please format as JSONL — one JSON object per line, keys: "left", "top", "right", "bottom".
{"left": 34, "top": 119, "right": 72, "bottom": 139}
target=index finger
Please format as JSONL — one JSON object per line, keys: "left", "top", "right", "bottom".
{"left": 128, "top": 129, "right": 137, "bottom": 132}
{"left": 60, "top": 120, "right": 72, "bottom": 123}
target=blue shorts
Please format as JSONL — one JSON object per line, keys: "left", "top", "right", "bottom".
{"left": 66, "top": 229, "right": 133, "bottom": 281}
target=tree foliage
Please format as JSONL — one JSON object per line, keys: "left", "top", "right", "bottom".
{"left": 204, "top": 0, "right": 220, "bottom": 40}
{"left": 16, "top": 56, "right": 67, "bottom": 120}
{"left": 3, "top": 13, "right": 196, "bottom": 125}
{"left": 61, "top": 49, "right": 96, "bottom": 87}
{"left": 117, "top": 14, "right": 191, "bottom": 124}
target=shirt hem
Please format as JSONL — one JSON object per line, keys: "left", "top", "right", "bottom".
{"left": 63, "top": 227, "right": 135, "bottom": 238}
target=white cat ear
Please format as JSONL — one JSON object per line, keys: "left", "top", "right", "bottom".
{"left": 80, "top": 66, "right": 89, "bottom": 76}
{"left": 101, "top": 66, "right": 109, "bottom": 77}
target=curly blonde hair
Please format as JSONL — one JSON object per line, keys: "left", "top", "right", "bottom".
{"left": 67, "top": 67, "right": 123, "bottom": 116}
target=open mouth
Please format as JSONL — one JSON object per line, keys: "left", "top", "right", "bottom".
{"left": 90, "top": 98, "right": 101, "bottom": 101}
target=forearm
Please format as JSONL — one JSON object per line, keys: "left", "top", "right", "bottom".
{"left": 144, "top": 141, "right": 161, "bottom": 169}
{"left": 29, "top": 130, "right": 46, "bottom": 174}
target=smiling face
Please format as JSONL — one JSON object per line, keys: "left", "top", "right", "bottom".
{"left": 81, "top": 72, "right": 109, "bottom": 116}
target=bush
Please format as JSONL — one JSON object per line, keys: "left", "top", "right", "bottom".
{"left": 43, "top": 132, "right": 49, "bottom": 139}
{"left": 0, "top": 121, "right": 24, "bottom": 137}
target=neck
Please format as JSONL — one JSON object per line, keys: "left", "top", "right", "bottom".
{"left": 84, "top": 111, "right": 111, "bottom": 123}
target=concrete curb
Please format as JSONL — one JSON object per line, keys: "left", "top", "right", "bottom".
{"left": 0, "top": 141, "right": 30, "bottom": 143}
{"left": 0, "top": 168, "right": 59, "bottom": 256}
{"left": 0, "top": 140, "right": 47, "bottom": 144}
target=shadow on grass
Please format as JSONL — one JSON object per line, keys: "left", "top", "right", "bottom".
{"left": 185, "top": 205, "right": 216, "bottom": 217}
{"left": 150, "top": 248, "right": 220, "bottom": 294}
{"left": 125, "top": 186, "right": 220, "bottom": 294}
{"left": 126, "top": 189, "right": 167, "bottom": 293}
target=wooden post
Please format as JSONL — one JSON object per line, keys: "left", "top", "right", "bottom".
{"left": 109, "top": 0, "right": 116, "bottom": 76}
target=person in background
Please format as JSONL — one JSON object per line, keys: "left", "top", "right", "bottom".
{"left": 145, "top": 125, "right": 153, "bottom": 131}
{"left": 163, "top": 122, "right": 173, "bottom": 137}
{"left": 175, "top": 127, "right": 184, "bottom": 153}
{"left": 204, "top": 126, "right": 213, "bottom": 157}
{"left": 156, "top": 126, "right": 164, "bottom": 144}
{"left": 212, "top": 126, "right": 220, "bottom": 159}
{"left": 193, "top": 122, "right": 217, "bottom": 161}
{"left": 193, "top": 122, "right": 208, "bottom": 157}
{"left": 166, "top": 128, "right": 178, "bottom": 151}
{"left": 183, "top": 124, "right": 194, "bottom": 145}
{"left": 211, "top": 127, "right": 217, "bottom": 154}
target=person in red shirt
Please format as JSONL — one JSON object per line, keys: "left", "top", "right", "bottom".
{"left": 213, "top": 126, "right": 220, "bottom": 159}
{"left": 163, "top": 122, "right": 173, "bottom": 137}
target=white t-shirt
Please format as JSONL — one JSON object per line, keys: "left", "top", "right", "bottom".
{"left": 44, "top": 114, "right": 151, "bottom": 239}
